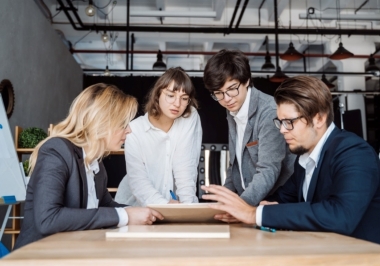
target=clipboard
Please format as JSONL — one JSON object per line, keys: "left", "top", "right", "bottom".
{"left": 147, "top": 203, "right": 225, "bottom": 223}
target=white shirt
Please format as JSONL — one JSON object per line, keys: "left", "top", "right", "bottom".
{"left": 115, "top": 106, "right": 202, "bottom": 206}
{"left": 256, "top": 123, "right": 336, "bottom": 226}
{"left": 230, "top": 87, "right": 251, "bottom": 190}
{"left": 83, "top": 149, "right": 128, "bottom": 227}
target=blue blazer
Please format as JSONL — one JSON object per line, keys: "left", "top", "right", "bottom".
{"left": 263, "top": 127, "right": 380, "bottom": 244}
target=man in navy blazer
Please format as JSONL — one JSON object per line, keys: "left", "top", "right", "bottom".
{"left": 202, "top": 76, "right": 380, "bottom": 244}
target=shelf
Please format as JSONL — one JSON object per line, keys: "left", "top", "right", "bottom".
{"left": 4, "top": 229, "right": 20, "bottom": 234}
{"left": 110, "top": 149, "right": 124, "bottom": 155}
{"left": 16, "top": 148, "right": 34, "bottom": 154}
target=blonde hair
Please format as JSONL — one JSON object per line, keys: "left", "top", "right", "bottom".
{"left": 29, "top": 83, "right": 138, "bottom": 175}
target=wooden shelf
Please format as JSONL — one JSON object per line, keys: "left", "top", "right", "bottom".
{"left": 110, "top": 149, "right": 124, "bottom": 155}
{"left": 4, "top": 229, "right": 20, "bottom": 234}
{"left": 16, "top": 148, "right": 34, "bottom": 154}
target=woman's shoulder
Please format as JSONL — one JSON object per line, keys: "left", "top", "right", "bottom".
{"left": 40, "top": 137, "right": 79, "bottom": 156}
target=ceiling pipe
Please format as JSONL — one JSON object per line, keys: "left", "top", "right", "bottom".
{"left": 355, "top": 0, "right": 369, "bottom": 14}
{"left": 299, "top": 13, "right": 380, "bottom": 21}
{"left": 71, "top": 49, "right": 380, "bottom": 58}
{"left": 235, "top": 0, "right": 250, "bottom": 29}
{"left": 227, "top": 0, "right": 241, "bottom": 34}
{"left": 258, "top": 0, "right": 267, "bottom": 26}
{"left": 126, "top": 0, "right": 130, "bottom": 70}
{"left": 56, "top": 0, "right": 380, "bottom": 36}
{"left": 129, "top": 11, "right": 217, "bottom": 18}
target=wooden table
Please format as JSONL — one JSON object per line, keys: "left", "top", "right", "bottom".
{"left": 2, "top": 224, "right": 380, "bottom": 265}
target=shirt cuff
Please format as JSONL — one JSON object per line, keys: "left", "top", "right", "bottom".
{"left": 256, "top": 205, "right": 264, "bottom": 226}
{"left": 115, "top": 207, "right": 129, "bottom": 227}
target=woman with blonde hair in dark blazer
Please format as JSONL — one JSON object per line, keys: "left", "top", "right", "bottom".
{"left": 15, "top": 83, "right": 163, "bottom": 250}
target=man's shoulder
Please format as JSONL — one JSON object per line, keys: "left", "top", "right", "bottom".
{"left": 251, "top": 87, "right": 276, "bottom": 109}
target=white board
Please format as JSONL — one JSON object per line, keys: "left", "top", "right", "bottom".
{"left": 0, "top": 95, "right": 26, "bottom": 201}
{"left": 106, "top": 224, "right": 230, "bottom": 239}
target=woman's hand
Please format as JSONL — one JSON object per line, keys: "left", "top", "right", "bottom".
{"left": 168, "top": 199, "right": 180, "bottom": 204}
{"left": 125, "top": 207, "right": 164, "bottom": 225}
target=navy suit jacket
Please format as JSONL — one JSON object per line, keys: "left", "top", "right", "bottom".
{"left": 263, "top": 127, "right": 380, "bottom": 244}
{"left": 15, "top": 137, "right": 126, "bottom": 250}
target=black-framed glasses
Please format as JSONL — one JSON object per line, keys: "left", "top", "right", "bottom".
{"left": 211, "top": 83, "right": 241, "bottom": 101}
{"left": 273, "top": 116, "right": 303, "bottom": 130}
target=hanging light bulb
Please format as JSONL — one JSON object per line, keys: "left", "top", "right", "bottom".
{"left": 365, "top": 55, "right": 380, "bottom": 76}
{"left": 329, "top": 42, "right": 354, "bottom": 60}
{"left": 261, "top": 36, "right": 275, "bottom": 70}
{"left": 101, "top": 32, "right": 109, "bottom": 43}
{"left": 321, "top": 74, "right": 335, "bottom": 89}
{"left": 269, "top": 67, "right": 288, "bottom": 83}
{"left": 104, "top": 65, "right": 110, "bottom": 76}
{"left": 280, "top": 42, "right": 304, "bottom": 61}
{"left": 152, "top": 50, "right": 166, "bottom": 70}
{"left": 85, "top": 0, "right": 95, "bottom": 17}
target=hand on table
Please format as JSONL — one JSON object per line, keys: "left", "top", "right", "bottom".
{"left": 201, "top": 185, "right": 256, "bottom": 225}
{"left": 125, "top": 207, "right": 164, "bottom": 225}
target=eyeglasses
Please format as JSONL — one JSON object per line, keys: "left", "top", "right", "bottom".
{"left": 211, "top": 83, "right": 241, "bottom": 101}
{"left": 164, "top": 90, "right": 191, "bottom": 106}
{"left": 273, "top": 116, "right": 303, "bottom": 130}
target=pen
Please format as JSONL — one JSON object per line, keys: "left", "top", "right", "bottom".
{"left": 169, "top": 190, "right": 177, "bottom": 200}
{"left": 254, "top": 225, "right": 276, "bottom": 233}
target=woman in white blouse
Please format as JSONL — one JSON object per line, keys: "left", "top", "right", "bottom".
{"left": 115, "top": 67, "right": 202, "bottom": 206}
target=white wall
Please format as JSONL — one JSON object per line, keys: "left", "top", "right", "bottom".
{"left": 0, "top": 0, "right": 83, "bottom": 252}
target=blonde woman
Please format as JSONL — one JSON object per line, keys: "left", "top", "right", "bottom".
{"left": 14, "top": 84, "right": 163, "bottom": 250}
{"left": 115, "top": 67, "right": 202, "bottom": 206}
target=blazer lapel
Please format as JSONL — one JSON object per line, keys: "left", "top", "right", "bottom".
{"left": 306, "top": 127, "right": 340, "bottom": 202}
{"left": 227, "top": 112, "right": 237, "bottom": 161}
{"left": 241, "top": 87, "right": 258, "bottom": 154}
{"left": 74, "top": 146, "right": 88, "bottom": 208}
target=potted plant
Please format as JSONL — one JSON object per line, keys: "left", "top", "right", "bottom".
{"left": 18, "top": 127, "right": 47, "bottom": 148}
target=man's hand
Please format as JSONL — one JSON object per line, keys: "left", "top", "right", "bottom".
{"left": 168, "top": 199, "right": 180, "bottom": 204}
{"left": 125, "top": 207, "right": 164, "bottom": 225}
{"left": 201, "top": 185, "right": 256, "bottom": 225}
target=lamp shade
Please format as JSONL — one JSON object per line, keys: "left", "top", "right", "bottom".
{"left": 261, "top": 51, "right": 275, "bottom": 70}
{"left": 329, "top": 42, "right": 354, "bottom": 60}
{"left": 321, "top": 74, "right": 335, "bottom": 89}
{"left": 152, "top": 50, "right": 167, "bottom": 70}
{"left": 269, "top": 67, "right": 288, "bottom": 83}
{"left": 365, "top": 56, "right": 380, "bottom": 76}
{"left": 280, "top": 42, "right": 304, "bottom": 61}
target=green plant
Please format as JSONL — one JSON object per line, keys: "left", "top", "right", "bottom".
{"left": 19, "top": 127, "right": 47, "bottom": 148}
{"left": 23, "top": 160, "right": 30, "bottom": 176}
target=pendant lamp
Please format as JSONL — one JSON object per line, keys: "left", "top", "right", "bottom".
{"left": 365, "top": 55, "right": 380, "bottom": 76}
{"left": 280, "top": 42, "right": 304, "bottom": 61}
{"left": 269, "top": 67, "right": 288, "bottom": 83}
{"left": 152, "top": 50, "right": 166, "bottom": 70}
{"left": 321, "top": 74, "right": 335, "bottom": 89}
{"left": 329, "top": 42, "right": 354, "bottom": 60}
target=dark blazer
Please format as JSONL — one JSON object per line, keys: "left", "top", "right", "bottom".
{"left": 224, "top": 87, "right": 296, "bottom": 206}
{"left": 14, "top": 137, "right": 126, "bottom": 249}
{"left": 263, "top": 127, "right": 380, "bottom": 244}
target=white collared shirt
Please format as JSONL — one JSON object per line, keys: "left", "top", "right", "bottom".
{"left": 230, "top": 87, "right": 251, "bottom": 190}
{"left": 82, "top": 149, "right": 128, "bottom": 227}
{"left": 256, "top": 123, "right": 336, "bottom": 226}
{"left": 115, "top": 106, "right": 202, "bottom": 206}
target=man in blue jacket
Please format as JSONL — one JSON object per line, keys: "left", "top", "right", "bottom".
{"left": 202, "top": 76, "right": 380, "bottom": 244}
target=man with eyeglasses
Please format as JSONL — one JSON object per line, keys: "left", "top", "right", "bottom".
{"left": 203, "top": 49, "right": 296, "bottom": 208}
{"left": 202, "top": 76, "right": 380, "bottom": 244}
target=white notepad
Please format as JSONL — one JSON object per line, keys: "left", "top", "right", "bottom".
{"left": 106, "top": 224, "right": 230, "bottom": 239}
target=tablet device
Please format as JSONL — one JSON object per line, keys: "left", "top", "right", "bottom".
{"left": 147, "top": 203, "right": 225, "bottom": 223}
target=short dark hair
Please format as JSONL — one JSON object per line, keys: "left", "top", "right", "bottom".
{"left": 145, "top": 67, "right": 198, "bottom": 118}
{"left": 274, "top": 76, "right": 334, "bottom": 127}
{"left": 203, "top": 49, "right": 251, "bottom": 92}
